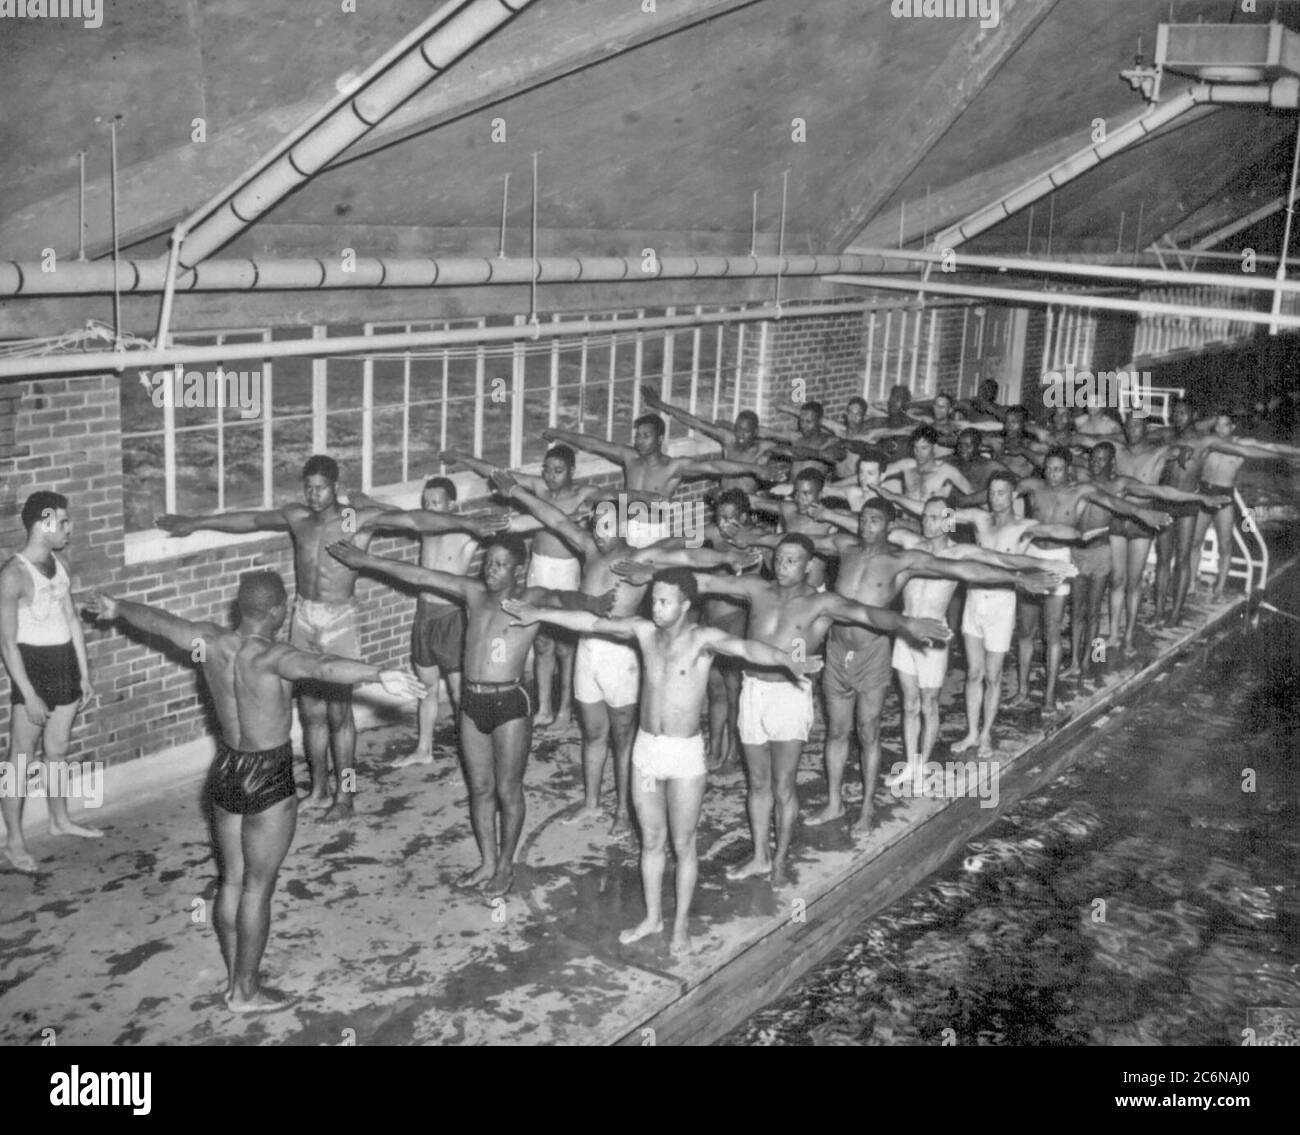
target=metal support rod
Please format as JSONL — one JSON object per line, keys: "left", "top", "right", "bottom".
{"left": 529, "top": 151, "right": 539, "bottom": 324}
{"left": 750, "top": 191, "right": 758, "bottom": 256}
{"left": 497, "top": 173, "right": 509, "bottom": 259}
{"left": 154, "top": 224, "right": 186, "bottom": 350}
{"left": 109, "top": 120, "right": 121, "bottom": 339}
{"left": 1270, "top": 116, "right": 1300, "bottom": 334}
{"left": 77, "top": 151, "right": 86, "bottom": 262}
{"left": 775, "top": 169, "right": 788, "bottom": 310}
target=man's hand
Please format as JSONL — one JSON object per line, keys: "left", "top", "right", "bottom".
{"left": 23, "top": 695, "right": 51, "bottom": 728}
{"left": 590, "top": 589, "right": 618, "bottom": 617}
{"left": 473, "top": 512, "right": 511, "bottom": 537}
{"left": 501, "top": 598, "right": 542, "bottom": 626}
{"left": 79, "top": 680, "right": 96, "bottom": 711}
{"left": 788, "top": 653, "right": 825, "bottom": 679}
{"left": 1205, "top": 494, "right": 1233, "bottom": 510}
{"left": 437, "top": 448, "right": 461, "bottom": 465}
{"left": 378, "top": 670, "right": 428, "bottom": 701}
{"left": 489, "top": 469, "right": 517, "bottom": 497}
{"left": 84, "top": 592, "right": 118, "bottom": 622}
{"left": 326, "top": 540, "right": 371, "bottom": 570}
{"left": 1081, "top": 526, "right": 1110, "bottom": 543}
{"left": 156, "top": 514, "right": 195, "bottom": 538}
{"left": 720, "top": 518, "right": 761, "bottom": 547}
{"left": 1138, "top": 508, "right": 1173, "bottom": 530}
{"left": 902, "top": 617, "right": 953, "bottom": 648}
{"left": 726, "top": 546, "right": 763, "bottom": 574}
{"left": 639, "top": 383, "right": 664, "bottom": 409}
{"left": 611, "top": 560, "right": 656, "bottom": 587}
{"left": 541, "top": 429, "right": 560, "bottom": 443}
{"left": 1015, "top": 569, "right": 1058, "bottom": 596}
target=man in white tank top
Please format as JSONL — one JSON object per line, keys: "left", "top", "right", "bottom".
{"left": 1, "top": 492, "right": 99, "bottom": 872}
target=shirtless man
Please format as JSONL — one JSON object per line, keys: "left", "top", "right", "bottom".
{"left": 489, "top": 472, "right": 754, "bottom": 834}
{"left": 639, "top": 385, "right": 776, "bottom": 494}
{"left": 907, "top": 392, "right": 1002, "bottom": 448}
{"left": 965, "top": 378, "right": 1007, "bottom": 424}
{"left": 1074, "top": 390, "right": 1124, "bottom": 438}
{"left": 157, "top": 455, "right": 384, "bottom": 822}
{"left": 443, "top": 444, "right": 601, "bottom": 727}
{"left": 825, "top": 448, "right": 890, "bottom": 513}
{"left": 86, "top": 573, "right": 424, "bottom": 1012}
{"left": 749, "top": 468, "right": 840, "bottom": 540}
{"left": 883, "top": 426, "right": 973, "bottom": 504}
{"left": 1010, "top": 448, "right": 1171, "bottom": 712}
{"left": 768, "top": 499, "right": 1056, "bottom": 834}
{"left": 326, "top": 534, "right": 603, "bottom": 896}
{"left": 623, "top": 535, "right": 948, "bottom": 884}
{"left": 1078, "top": 435, "right": 1228, "bottom": 655}
{"left": 1, "top": 492, "right": 99, "bottom": 873}
{"left": 950, "top": 428, "right": 1010, "bottom": 507}
{"left": 1180, "top": 410, "right": 1300, "bottom": 604}
{"left": 874, "top": 491, "right": 1076, "bottom": 780}
{"left": 763, "top": 401, "right": 844, "bottom": 482}
{"left": 360, "top": 477, "right": 505, "bottom": 765}
{"left": 503, "top": 568, "right": 821, "bottom": 955}
{"left": 543, "top": 416, "right": 766, "bottom": 547}
{"left": 986, "top": 406, "right": 1040, "bottom": 479}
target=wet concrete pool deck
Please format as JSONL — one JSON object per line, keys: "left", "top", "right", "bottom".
{"left": 0, "top": 585, "right": 1270, "bottom": 1046}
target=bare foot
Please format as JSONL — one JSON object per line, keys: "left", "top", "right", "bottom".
{"left": 226, "top": 987, "right": 296, "bottom": 1015}
{"left": 392, "top": 749, "right": 434, "bottom": 768}
{"left": 771, "top": 860, "right": 792, "bottom": 888}
{"left": 299, "top": 791, "right": 331, "bottom": 811}
{"left": 320, "top": 800, "right": 354, "bottom": 824}
{"left": 482, "top": 867, "right": 514, "bottom": 898}
{"left": 561, "top": 803, "right": 604, "bottom": 826}
{"left": 951, "top": 734, "right": 980, "bottom": 754}
{"left": 533, "top": 710, "right": 556, "bottom": 729}
{"left": 608, "top": 814, "right": 633, "bottom": 839}
{"left": 49, "top": 821, "right": 103, "bottom": 839}
{"left": 456, "top": 864, "right": 495, "bottom": 890}
{"left": 977, "top": 739, "right": 995, "bottom": 759}
{"left": 2, "top": 847, "right": 38, "bottom": 873}
{"left": 850, "top": 808, "right": 875, "bottom": 838}
{"left": 619, "top": 917, "right": 663, "bottom": 945}
{"left": 669, "top": 931, "right": 694, "bottom": 957}
{"left": 1059, "top": 662, "right": 1080, "bottom": 679}
{"left": 725, "top": 855, "right": 771, "bottom": 881}
{"left": 804, "top": 802, "right": 845, "bottom": 826}
{"left": 1003, "top": 690, "right": 1030, "bottom": 709}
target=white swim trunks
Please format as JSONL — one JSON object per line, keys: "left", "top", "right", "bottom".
{"left": 737, "top": 675, "right": 814, "bottom": 745}
{"left": 961, "top": 587, "right": 1016, "bottom": 654}
{"left": 632, "top": 731, "right": 707, "bottom": 781}
{"left": 1031, "top": 543, "right": 1073, "bottom": 598}
{"left": 891, "top": 636, "right": 951, "bottom": 689}
{"left": 526, "top": 551, "right": 582, "bottom": 591}
{"left": 574, "top": 635, "right": 640, "bottom": 708}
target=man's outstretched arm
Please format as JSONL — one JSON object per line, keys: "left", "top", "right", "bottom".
{"left": 640, "top": 385, "right": 730, "bottom": 446}
{"left": 817, "top": 592, "right": 951, "bottom": 645}
{"left": 502, "top": 599, "right": 641, "bottom": 639}
{"left": 86, "top": 593, "right": 222, "bottom": 652}
{"left": 326, "top": 542, "right": 479, "bottom": 601}
{"left": 156, "top": 507, "right": 290, "bottom": 537}
{"left": 541, "top": 428, "right": 633, "bottom": 467}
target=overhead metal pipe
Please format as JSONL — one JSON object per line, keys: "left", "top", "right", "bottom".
{"left": 0, "top": 299, "right": 875, "bottom": 381}
{"left": 847, "top": 245, "right": 1300, "bottom": 297}
{"left": 176, "top": 0, "right": 537, "bottom": 267}
{"left": 824, "top": 274, "right": 1300, "bottom": 332}
{"left": 0, "top": 253, "right": 907, "bottom": 297}
{"left": 926, "top": 81, "right": 1293, "bottom": 252}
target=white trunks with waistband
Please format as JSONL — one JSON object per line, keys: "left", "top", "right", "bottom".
{"left": 632, "top": 731, "right": 707, "bottom": 781}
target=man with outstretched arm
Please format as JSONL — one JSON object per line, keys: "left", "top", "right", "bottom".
{"left": 614, "top": 536, "right": 949, "bottom": 885}
{"left": 156, "top": 455, "right": 385, "bottom": 822}
{"left": 503, "top": 567, "right": 822, "bottom": 956}
{"left": 542, "top": 415, "right": 767, "bottom": 547}
{"left": 326, "top": 534, "right": 608, "bottom": 896}
{"left": 442, "top": 445, "right": 601, "bottom": 727}
{"left": 491, "top": 470, "right": 756, "bottom": 835}
{"left": 85, "top": 573, "right": 425, "bottom": 1013}
{"left": 639, "top": 385, "right": 776, "bottom": 494}
{"left": 359, "top": 476, "right": 505, "bottom": 766}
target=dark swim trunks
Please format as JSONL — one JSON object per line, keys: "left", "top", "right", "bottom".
{"left": 461, "top": 679, "right": 533, "bottom": 735}
{"left": 412, "top": 602, "right": 464, "bottom": 673}
{"left": 208, "top": 740, "right": 296, "bottom": 815}
{"left": 1108, "top": 514, "right": 1155, "bottom": 540}
{"left": 12, "top": 641, "right": 82, "bottom": 708}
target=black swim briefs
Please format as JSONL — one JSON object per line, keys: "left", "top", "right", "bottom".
{"left": 11, "top": 641, "right": 82, "bottom": 709}
{"left": 209, "top": 739, "right": 296, "bottom": 815}
{"left": 460, "top": 679, "right": 533, "bottom": 735}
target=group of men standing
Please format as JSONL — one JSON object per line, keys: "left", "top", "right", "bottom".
{"left": 10, "top": 376, "right": 1297, "bottom": 1005}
